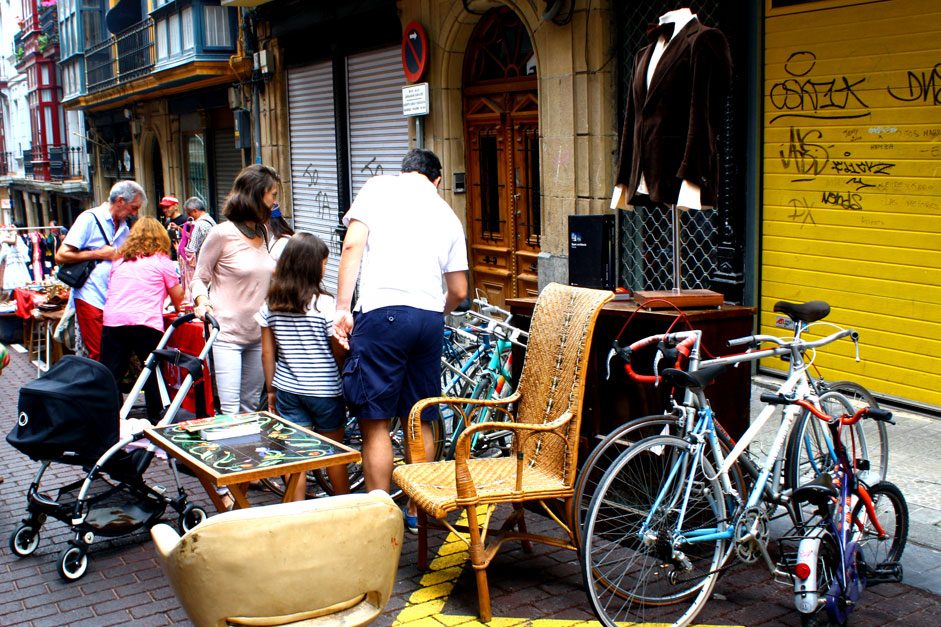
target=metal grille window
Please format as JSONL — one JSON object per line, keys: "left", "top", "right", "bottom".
{"left": 519, "top": 127, "right": 540, "bottom": 247}
{"left": 186, "top": 134, "right": 209, "bottom": 204}
{"left": 615, "top": 0, "right": 731, "bottom": 294}
{"left": 477, "top": 132, "right": 501, "bottom": 238}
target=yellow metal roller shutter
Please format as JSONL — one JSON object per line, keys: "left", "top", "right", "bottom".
{"left": 762, "top": 0, "right": 941, "bottom": 407}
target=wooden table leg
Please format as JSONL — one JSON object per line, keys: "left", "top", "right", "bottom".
{"left": 198, "top": 475, "right": 230, "bottom": 513}
{"left": 229, "top": 483, "right": 252, "bottom": 509}
{"left": 282, "top": 473, "right": 303, "bottom": 503}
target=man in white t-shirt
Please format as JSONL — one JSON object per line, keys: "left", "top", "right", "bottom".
{"left": 334, "top": 148, "right": 468, "bottom": 528}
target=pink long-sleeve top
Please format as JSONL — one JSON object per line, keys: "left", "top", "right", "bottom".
{"left": 191, "top": 221, "right": 276, "bottom": 345}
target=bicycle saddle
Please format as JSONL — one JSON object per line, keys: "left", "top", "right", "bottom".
{"left": 790, "top": 472, "right": 838, "bottom": 509}
{"left": 773, "top": 300, "right": 830, "bottom": 324}
{"left": 659, "top": 363, "right": 726, "bottom": 390}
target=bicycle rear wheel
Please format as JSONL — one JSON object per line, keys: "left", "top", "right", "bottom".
{"left": 581, "top": 435, "right": 729, "bottom": 627}
{"left": 851, "top": 481, "right": 908, "bottom": 567}
{"left": 572, "top": 415, "right": 682, "bottom": 549}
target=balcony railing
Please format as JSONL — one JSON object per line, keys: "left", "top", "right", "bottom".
{"left": 86, "top": 18, "right": 154, "bottom": 94}
{"left": 17, "top": 146, "right": 88, "bottom": 182}
{"left": 0, "top": 152, "right": 13, "bottom": 176}
{"left": 23, "top": 149, "right": 33, "bottom": 179}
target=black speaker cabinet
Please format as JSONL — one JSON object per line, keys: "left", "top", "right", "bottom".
{"left": 568, "top": 214, "right": 615, "bottom": 290}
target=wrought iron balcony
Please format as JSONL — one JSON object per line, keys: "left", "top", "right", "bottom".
{"left": 23, "top": 149, "right": 34, "bottom": 179}
{"left": 0, "top": 152, "right": 12, "bottom": 176}
{"left": 17, "top": 145, "right": 87, "bottom": 182}
{"left": 86, "top": 19, "right": 154, "bottom": 94}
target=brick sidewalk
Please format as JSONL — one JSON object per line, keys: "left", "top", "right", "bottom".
{"left": 1, "top": 348, "right": 938, "bottom": 626}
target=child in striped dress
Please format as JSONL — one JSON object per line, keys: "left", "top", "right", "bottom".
{"left": 256, "top": 232, "right": 348, "bottom": 500}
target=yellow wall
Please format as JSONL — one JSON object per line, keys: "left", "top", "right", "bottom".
{"left": 762, "top": 0, "right": 941, "bottom": 406}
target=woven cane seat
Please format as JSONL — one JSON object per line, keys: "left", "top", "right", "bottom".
{"left": 396, "top": 458, "right": 571, "bottom": 519}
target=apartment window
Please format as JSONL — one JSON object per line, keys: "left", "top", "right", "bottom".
{"left": 182, "top": 7, "right": 193, "bottom": 50}
{"left": 169, "top": 13, "right": 181, "bottom": 56}
{"left": 83, "top": 10, "right": 101, "bottom": 48}
{"left": 203, "top": 6, "right": 230, "bottom": 48}
{"left": 156, "top": 19, "right": 167, "bottom": 59}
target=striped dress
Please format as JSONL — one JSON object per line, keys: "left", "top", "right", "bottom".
{"left": 255, "top": 294, "right": 341, "bottom": 397}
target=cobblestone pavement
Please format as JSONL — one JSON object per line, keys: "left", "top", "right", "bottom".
{"left": 1, "top": 348, "right": 939, "bottom": 626}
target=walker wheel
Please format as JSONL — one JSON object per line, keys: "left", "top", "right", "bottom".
{"left": 9, "top": 524, "right": 41, "bottom": 557}
{"left": 57, "top": 545, "right": 89, "bottom": 581}
{"left": 178, "top": 506, "right": 208, "bottom": 533}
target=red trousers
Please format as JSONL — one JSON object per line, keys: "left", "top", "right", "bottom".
{"left": 74, "top": 298, "right": 103, "bottom": 361}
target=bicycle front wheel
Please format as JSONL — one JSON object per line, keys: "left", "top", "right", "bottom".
{"left": 581, "top": 435, "right": 729, "bottom": 627}
{"left": 851, "top": 481, "right": 908, "bottom": 567}
{"left": 785, "top": 391, "right": 855, "bottom": 523}
{"left": 826, "top": 380, "right": 888, "bottom": 486}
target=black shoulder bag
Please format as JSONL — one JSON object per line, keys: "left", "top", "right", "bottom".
{"left": 56, "top": 212, "right": 111, "bottom": 289}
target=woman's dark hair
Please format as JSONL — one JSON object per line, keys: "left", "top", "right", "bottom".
{"left": 400, "top": 148, "right": 442, "bottom": 182}
{"left": 268, "top": 215, "right": 295, "bottom": 241}
{"left": 223, "top": 164, "right": 280, "bottom": 224}
{"left": 266, "top": 232, "right": 331, "bottom": 313}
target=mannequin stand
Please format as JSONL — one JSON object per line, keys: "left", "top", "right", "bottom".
{"left": 632, "top": 204, "right": 723, "bottom": 308}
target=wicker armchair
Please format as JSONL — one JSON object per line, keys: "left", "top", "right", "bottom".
{"left": 393, "top": 282, "right": 613, "bottom": 622}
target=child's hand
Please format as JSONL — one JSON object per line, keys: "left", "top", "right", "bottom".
{"left": 267, "top": 390, "right": 278, "bottom": 415}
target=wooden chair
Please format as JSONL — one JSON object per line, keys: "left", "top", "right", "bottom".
{"left": 150, "top": 491, "right": 403, "bottom": 627}
{"left": 393, "top": 282, "right": 613, "bottom": 622}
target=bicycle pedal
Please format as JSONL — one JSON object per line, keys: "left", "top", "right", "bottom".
{"left": 866, "top": 562, "right": 903, "bottom": 585}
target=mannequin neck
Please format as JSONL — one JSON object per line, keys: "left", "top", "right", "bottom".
{"left": 659, "top": 8, "right": 695, "bottom": 38}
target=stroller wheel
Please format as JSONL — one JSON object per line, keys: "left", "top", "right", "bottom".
{"left": 57, "top": 545, "right": 89, "bottom": 581}
{"left": 9, "top": 524, "right": 41, "bottom": 557}
{"left": 178, "top": 506, "right": 208, "bottom": 533}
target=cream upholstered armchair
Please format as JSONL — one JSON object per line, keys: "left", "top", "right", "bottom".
{"left": 393, "top": 282, "right": 613, "bottom": 622}
{"left": 150, "top": 491, "right": 403, "bottom": 627}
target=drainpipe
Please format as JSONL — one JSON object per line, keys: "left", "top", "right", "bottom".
{"left": 241, "top": 10, "right": 262, "bottom": 164}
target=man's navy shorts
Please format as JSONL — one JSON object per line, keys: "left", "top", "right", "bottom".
{"left": 342, "top": 305, "right": 442, "bottom": 421}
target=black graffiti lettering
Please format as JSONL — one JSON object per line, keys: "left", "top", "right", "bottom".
{"left": 821, "top": 190, "right": 863, "bottom": 211}
{"left": 303, "top": 164, "right": 319, "bottom": 187}
{"left": 846, "top": 177, "right": 876, "bottom": 192}
{"left": 787, "top": 198, "right": 817, "bottom": 227}
{"left": 780, "top": 127, "right": 830, "bottom": 179}
{"left": 784, "top": 51, "right": 817, "bottom": 77}
{"left": 770, "top": 77, "right": 868, "bottom": 114}
{"left": 831, "top": 160, "right": 895, "bottom": 176}
{"left": 887, "top": 63, "right": 941, "bottom": 105}
{"left": 361, "top": 157, "right": 384, "bottom": 177}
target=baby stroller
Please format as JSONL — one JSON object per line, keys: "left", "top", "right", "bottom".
{"left": 6, "top": 313, "right": 219, "bottom": 581}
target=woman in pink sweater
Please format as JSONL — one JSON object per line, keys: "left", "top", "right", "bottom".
{"left": 192, "top": 164, "right": 278, "bottom": 414}
{"left": 101, "top": 217, "right": 184, "bottom": 423}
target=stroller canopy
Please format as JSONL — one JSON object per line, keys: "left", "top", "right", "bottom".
{"left": 9, "top": 355, "right": 122, "bottom": 463}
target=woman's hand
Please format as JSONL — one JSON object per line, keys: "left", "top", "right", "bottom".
{"left": 194, "top": 300, "right": 213, "bottom": 321}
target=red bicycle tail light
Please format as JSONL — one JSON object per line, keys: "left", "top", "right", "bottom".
{"left": 794, "top": 563, "right": 812, "bottom": 580}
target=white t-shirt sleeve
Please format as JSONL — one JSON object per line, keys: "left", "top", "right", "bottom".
{"left": 342, "top": 176, "right": 383, "bottom": 229}
{"left": 315, "top": 294, "right": 336, "bottom": 337}
{"left": 443, "top": 216, "right": 469, "bottom": 273}
{"left": 254, "top": 303, "right": 271, "bottom": 328}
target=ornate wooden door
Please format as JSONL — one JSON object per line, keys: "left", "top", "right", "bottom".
{"left": 463, "top": 9, "right": 541, "bottom": 308}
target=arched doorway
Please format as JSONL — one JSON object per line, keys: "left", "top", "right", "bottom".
{"left": 463, "top": 8, "right": 540, "bottom": 308}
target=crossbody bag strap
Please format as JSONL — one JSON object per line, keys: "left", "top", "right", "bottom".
{"left": 87, "top": 211, "right": 112, "bottom": 247}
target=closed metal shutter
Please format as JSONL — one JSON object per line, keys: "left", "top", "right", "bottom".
{"left": 212, "top": 128, "right": 241, "bottom": 217}
{"left": 346, "top": 46, "right": 409, "bottom": 198}
{"left": 287, "top": 61, "right": 341, "bottom": 292}
{"left": 762, "top": 0, "right": 941, "bottom": 407}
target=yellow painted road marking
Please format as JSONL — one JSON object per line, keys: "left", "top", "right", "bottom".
{"left": 392, "top": 514, "right": 740, "bottom": 627}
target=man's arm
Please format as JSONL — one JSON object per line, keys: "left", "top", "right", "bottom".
{"left": 55, "top": 242, "right": 116, "bottom": 265}
{"left": 332, "top": 219, "right": 369, "bottom": 349}
{"left": 443, "top": 270, "right": 469, "bottom": 315}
